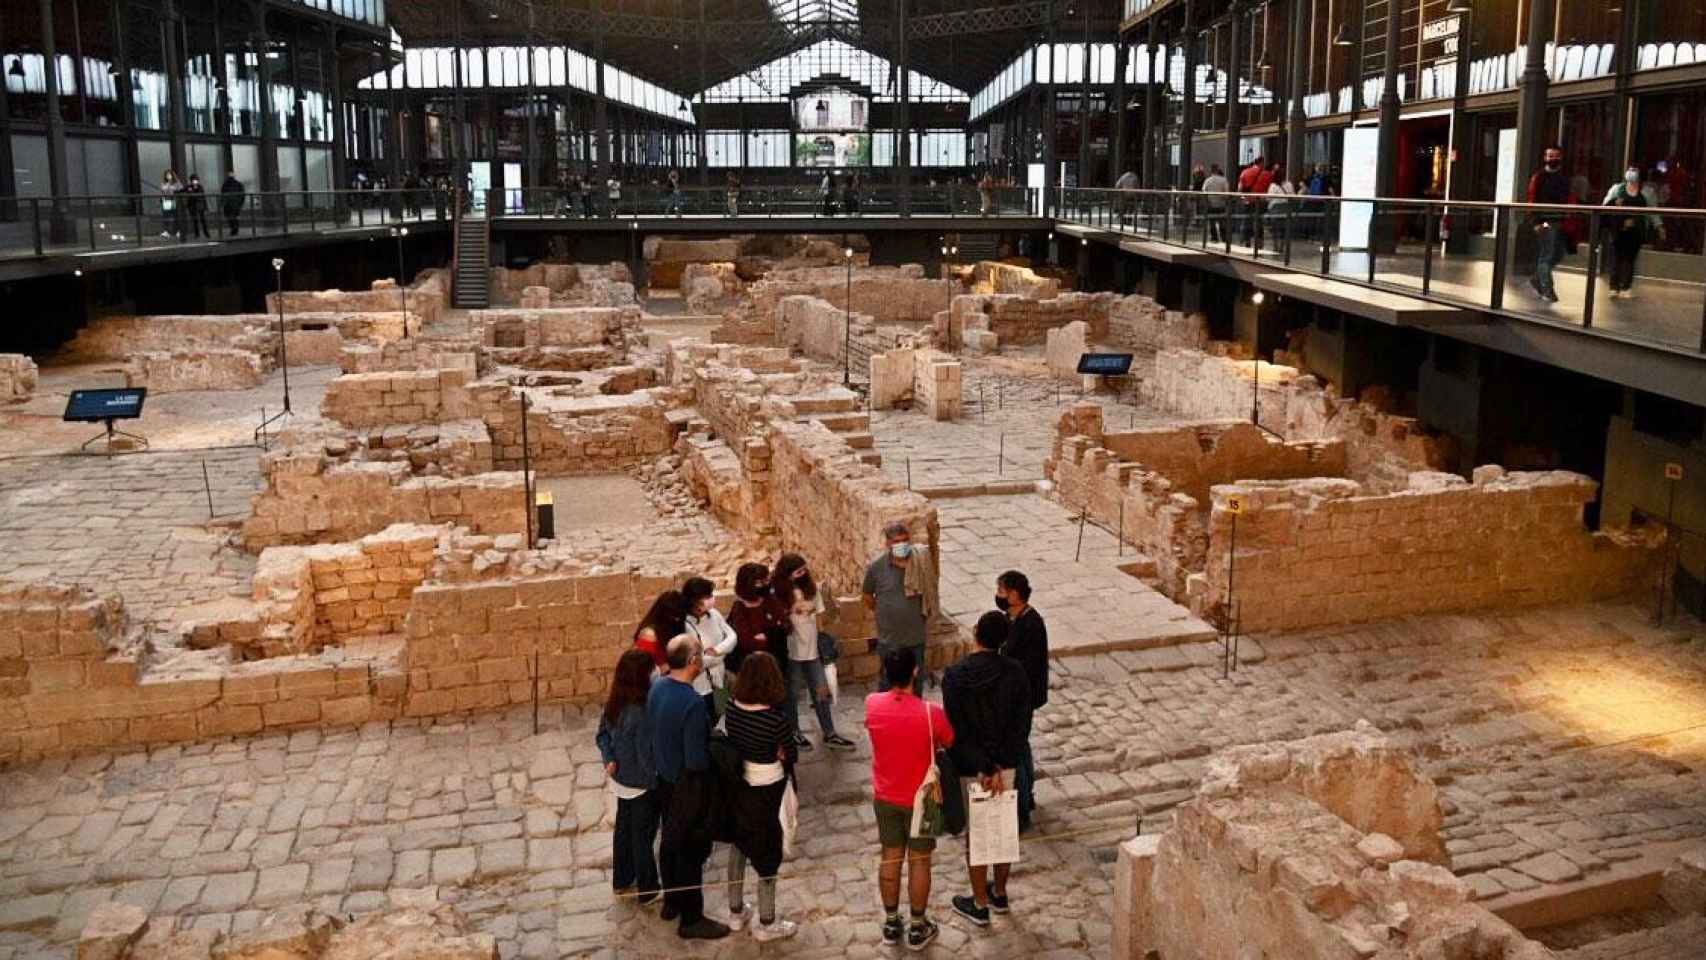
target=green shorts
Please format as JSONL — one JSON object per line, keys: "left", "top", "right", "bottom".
{"left": 873, "top": 799, "right": 936, "bottom": 852}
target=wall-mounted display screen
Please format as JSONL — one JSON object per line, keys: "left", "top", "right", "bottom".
{"left": 794, "top": 132, "right": 871, "bottom": 167}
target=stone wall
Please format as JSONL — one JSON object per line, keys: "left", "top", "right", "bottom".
{"left": 467, "top": 381, "right": 676, "bottom": 476}
{"left": 1105, "top": 296, "right": 1210, "bottom": 354}
{"left": 1193, "top": 469, "right": 1661, "bottom": 633}
{"left": 1045, "top": 320, "right": 1090, "bottom": 380}
{"left": 777, "top": 294, "right": 866, "bottom": 365}
{"left": 971, "top": 261, "right": 1061, "bottom": 298}
{"left": 1112, "top": 725, "right": 1549, "bottom": 960}
{"left": 321, "top": 368, "right": 472, "bottom": 429}
{"left": 488, "top": 261, "right": 634, "bottom": 307}
{"left": 1147, "top": 347, "right": 1454, "bottom": 493}
{"left": 911, "top": 348, "right": 963, "bottom": 421}
{"left": 340, "top": 339, "right": 482, "bottom": 376}
{"left": 258, "top": 524, "right": 440, "bottom": 649}
{"left": 124, "top": 349, "right": 265, "bottom": 392}
{"left": 948, "top": 292, "right": 1118, "bottom": 349}
{"left": 63, "top": 315, "right": 275, "bottom": 361}
{"left": 477, "top": 305, "right": 637, "bottom": 370}
{"left": 242, "top": 448, "right": 526, "bottom": 549}
{"left": 266, "top": 277, "right": 445, "bottom": 328}
{"left": 0, "top": 579, "right": 407, "bottom": 764}
{"left": 0, "top": 353, "right": 39, "bottom": 402}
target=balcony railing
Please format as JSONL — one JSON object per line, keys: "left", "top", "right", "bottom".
{"left": 483, "top": 184, "right": 1040, "bottom": 220}
{"left": 0, "top": 189, "right": 451, "bottom": 260}
{"left": 1058, "top": 187, "right": 1706, "bottom": 356}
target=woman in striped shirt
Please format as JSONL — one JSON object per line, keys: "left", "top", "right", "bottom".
{"left": 721, "top": 652, "right": 799, "bottom": 942}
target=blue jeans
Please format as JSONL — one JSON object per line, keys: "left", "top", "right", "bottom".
{"left": 785, "top": 658, "right": 838, "bottom": 738}
{"left": 667, "top": 192, "right": 683, "bottom": 214}
{"left": 612, "top": 789, "right": 660, "bottom": 895}
{"left": 1534, "top": 223, "right": 1563, "bottom": 295}
{"left": 1014, "top": 737, "right": 1036, "bottom": 827}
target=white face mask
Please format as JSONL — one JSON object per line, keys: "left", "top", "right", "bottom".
{"left": 890, "top": 542, "right": 913, "bottom": 560}
{"left": 1626, "top": 171, "right": 1641, "bottom": 184}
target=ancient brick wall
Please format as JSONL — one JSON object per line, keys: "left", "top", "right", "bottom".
{"left": 467, "top": 382, "right": 675, "bottom": 476}
{"left": 0, "top": 353, "right": 39, "bottom": 402}
{"left": 1193, "top": 470, "right": 1660, "bottom": 633}
{"left": 125, "top": 349, "right": 266, "bottom": 392}
{"left": 777, "top": 295, "right": 863, "bottom": 365}
{"left": 911, "top": 348, "right": 963, "bottom": 421}
{"left": 1112, "top": 727, "right": 1546, "bottom": 960}
{"left": 1105, "top": 297, "right": 1210, "bottom": 354}
{"left": 1147, "top": 347, "right": 1454, "bottom": 493}
{"left": 349, "top": 419, "right": 495, "bottom": 477}
{"left": 1045, "top": 321, "right": 1089, "bottom": 379}
{"left": 242, "top": 449, "right": 526, "bottom": 549}
{"left": 320, "top": 368, "right": 471, "bottom": 429}
{"left": 266, "top": 278, "right": 444, "bottom": 327}
{"left": 0, "top": 579, "right": 407, "bottom": 764}
{"left": 489, "top": 262, "right": 633, "bottom": 306}
{"left": 476, "top": 305, "right": 636, "bottom": 371}
{"left": 971, "top": 261, "right": 1061, "bottom": 298}
{"left": 63, "top": 315, "right": 276, "bottom": 361}
{"left": 951, "top": 292, "right": 1117, "bottom": 347}
{"left": 1049, "top": 434, "right": 1209, "bottom": 598}
{"left": 339, "top": 340, "right": 481, "bottom": 376}
{"left": 1098, "top": 419, "right": 1347, "bottom": 505}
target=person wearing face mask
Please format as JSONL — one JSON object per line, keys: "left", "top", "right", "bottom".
{"left": 682, "top": 576, "right": 738, "bottom": 720}
{"left": 1602, "top": 167, "right": 1665, "bottom": 301}
{"left": 1526, "top": 146, "right": 1572, "bottom": 303}
{"left": 726, "top": 563, "right": 786, "bottom": 680}
{"left": 994, "top": 571, "right": 1047, "bottom": 834}
{"left": 771, "top": 554, "right": 856, "bottom": 752}
{"left": 862, "top": 522, "right": 939, "bottom": 694}
{"left": 648, "top": 634, "right": 731, "bottom": 940}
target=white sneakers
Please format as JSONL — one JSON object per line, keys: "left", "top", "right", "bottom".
{"left": 751, "top": 918, "right": 798, "bottom": 942}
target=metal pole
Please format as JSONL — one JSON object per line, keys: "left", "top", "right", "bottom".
{"left": 1075, "top": 503, "right": 1088, "bottom": 562}
{"left": 906, "top": 457, "right": 912, "bottom": 490}
{"left": 843, "top": 248, "right": 853, "bottom": 385}
{"left": 520, "top": 392, "right": 534, "bottom": 549}
{"left": 1250, "top": 352, "right": 1259, "bottom": 427}
{"left": 1223, "top": 508, "right": 1238, "bottom": 679}
{"left": 1117, "top": 497, "right": 1124, "bottom": 556}
{"left": 998, "top": 432, "right": 1004, "bottom": 475}
{"left": 532, "top": 650, "right": 541, "bottom": 735}
{"left": 395, "top": 229, "right": 410, "bottom": 337}
{"left": 275, "top": 264, "right": 291, "bottom": 413}
{"left": 202, "top": 460, "right": 215, "bottom": 518}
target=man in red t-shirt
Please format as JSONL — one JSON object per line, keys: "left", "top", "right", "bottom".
{"left": 864, "top": 647, "right": 954, "bottom": 952}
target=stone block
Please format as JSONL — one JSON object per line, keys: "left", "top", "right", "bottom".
{"left": 76, "top": 902, "right": 149, "bottom": 960}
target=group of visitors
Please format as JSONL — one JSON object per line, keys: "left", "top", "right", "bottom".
{"left": 1526, "top": 144, "right": 1667, "bottom": 303}
{"left": 596, "top": 521, "right": 1051, "bottom": 948}
{"left": 819, "top": 171, "right": 866, "bottom": 216}
{"left": 155, "top": 170, "right": 211, "bottom": 240}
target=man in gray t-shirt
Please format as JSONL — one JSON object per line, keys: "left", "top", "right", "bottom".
{"left": 863, "top": 522, "right": 928, "bottom": 693}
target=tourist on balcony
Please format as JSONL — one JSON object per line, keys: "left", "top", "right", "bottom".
{"left": 865, "top": 646, "right": 955, "bottom": 952}
{"left": 634, "top": 589, "right": 690, "bottom": 673}
{"left": 158, "top": 169, "right": 184, "bottom": 240}
{"left": 721, "top": 651, "right": 800, "bottom": 943}
{"left": 1526, "top": 145, "right": 1572, "bottom": 303}
{"left": 1114, "top": 167, "right": 1138, "bottom": 226}
{"left": 821, "top": 171, "right": 839, "bottom": 216}
{"left": 183, "top": 174, "right": 210, "bottom": 240}
{"left": 683, "top": 576, "right": 738, "bottom": 719}
{"left": 220, "top": 172, "right": 246, "bottom": 238}
{"left": 578, "top": 174, "right": 597, "bottom": 218}
{"left": 979, "top": 170, "right": 997, "bottom": 216}
{"left": 863, "top": 522, "right": 938, "bottom": 694}
{"left": 771, "top": 554, "right": 855, "bottom": 753}
{"left": 1201, "top": 164, "right": 1230, "bottom": 243}
{"left": 995, "top": 570, "right": 1047, "bottom": 833}
{"left": 1602, "top": 167, "right": 1664, "bottom": 301}
{"left": 598, "top": 648, "right": 660, "bottom": 905}
{"left": 606, "top": 176, "right": 623, "bottom": 218}
{"left": 648, "top": 634, "right": 731, "bottom": 940}
{"left": 725, "top": 171, "right": 742, "bottom": 216}
{"left": 666, "top": 169, "right": 685, "bottom": 216}
{"left": 843, "top": 173, "right": 862, "bottom": 217}
{"left": 945, "top": 611, "right": 1032, "bottom": 929}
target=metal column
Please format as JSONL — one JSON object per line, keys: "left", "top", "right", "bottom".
{"left": 1142, "top": 18, "right": 1158, "bottom": 186}
{"left": 1511, "top": 0, "right": 1553, "bottom": 204}
{"left": 524, "top": 4, "right": 538, "bottom": 195}
{"left": 254, "top": 3, "right": 280, "bottom": 194}
{"left": 1373, "top": 0, "right": 1402, "bottom": 199}
{"left": 161, "top": 0, "right": 189, "bottom": 176}
{"left": 594, "top": 30, "right": 609, "bottom": 182}
{"left": 1223, "top": 1, "right": 1243, "bottom": 182}
{"left": 452, "top": 1, "right": 467, "bottom": 184}
{"left": 1077, "top": 2, "right": 1092, "bottom": 187}
{"left": 1111, "top": 38, "right": 1128, "bottom": 181}
{"left": 897, "top": 0, "right": 912, "bottom": 213}
{"left": 1179, "top": 0, "right": 1197, "bottom": 186}
{"left": 697, "top": 0, "right": 708, "bottom": 187}
{"left": 328, "top": 31, "right": 348, "bottom": 207}
{"left": 1284, "top": 0, "right": 1308, "bottom": 180}
{"left": 1042, "top": 0, "right": 1056, "bottom": 212}
{"left": 38, "top": 0, "right": 73, "bottom": 241}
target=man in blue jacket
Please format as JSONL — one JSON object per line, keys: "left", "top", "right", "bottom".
{"left": 648, "top": 634, "right": 730, "bottom": 940}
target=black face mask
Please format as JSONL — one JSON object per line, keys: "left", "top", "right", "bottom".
{"left": 994, "top": 595, "right": 1010, "bottom": 612}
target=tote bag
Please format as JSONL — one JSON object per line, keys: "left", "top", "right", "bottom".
{"left": 779, "top": 776, "right": 800, "bottom": 858}
{"left": 909, "top": 701, "right": 946, "bottom": 838}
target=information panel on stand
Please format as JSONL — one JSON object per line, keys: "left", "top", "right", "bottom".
{"left": 1076, "top": 353, "right": 1135, "bottom": 376}
{"left": 63, "top": 388, "right": 148, "bottom": 422}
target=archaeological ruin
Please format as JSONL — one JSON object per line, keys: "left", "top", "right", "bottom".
{"left": 0, "top": 224, "right": 1701, "bottom": 960}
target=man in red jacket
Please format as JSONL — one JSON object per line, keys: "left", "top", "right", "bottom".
{"left": 1238, "top": 157, "right": 1269, "bottom": 247}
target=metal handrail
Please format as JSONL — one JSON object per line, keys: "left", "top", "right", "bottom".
{"left": 1059, "top": 185, "right": 1706, "bottom": 217}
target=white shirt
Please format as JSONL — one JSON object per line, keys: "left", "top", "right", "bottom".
{"left": 686, "top": 607, "right": 738, "bottom": 694}
{"left": 785, "top": 593, "right": 826, "bottom": 662}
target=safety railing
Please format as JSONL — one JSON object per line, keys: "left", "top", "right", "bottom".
{"left": 485, "top": 184, "right": 1039, "bottom": 220}
{"left": 0, "top": 188, "right": 452, "bottom": 260}
{"left": 1059, "top": 186, "right": 1706, "bottom": 356}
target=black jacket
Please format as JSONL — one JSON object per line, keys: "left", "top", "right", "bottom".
{"left": 1001, "top": 606, "right": 1049, "bottom": 712}
{"left": 943, "top": 651, "right": 1033, "bottom": 777}
{"left": 220, "top": 177, "right": 245, "bottom": 214}
{"left": 184, "top": 183, "right": 207, "bottom": 213}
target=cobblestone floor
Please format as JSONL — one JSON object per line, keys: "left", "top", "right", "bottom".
{"left": 935, "top": 494, "right": 1215, "bottom": 652}
{"left": 1, "top": 602, "right": 1701, "bottom": 959}
{"left": 0, "top": 447, "right": 261, "bottom": 626}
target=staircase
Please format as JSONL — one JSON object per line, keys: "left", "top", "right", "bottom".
{"left": 794, "top": 389, "right": 881, "bottom": 468}
{"left": 953, "top": 233, "right": 1001, "bottom": 262}
{"left": 453, "top": 216, "right": 490, "bottom": 309}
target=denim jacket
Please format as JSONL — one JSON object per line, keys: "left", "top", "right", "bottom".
{"left": 595, "top": 703, "right": 657, "bottom": 791}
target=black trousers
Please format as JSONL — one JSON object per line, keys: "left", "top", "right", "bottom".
{"left": 1610, "top": 232, "right": 1642, "bottom": 291}
{"left": 656, "top": 779, "right": 707, "bottom": 925}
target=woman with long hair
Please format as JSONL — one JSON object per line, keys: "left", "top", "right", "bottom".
{"left": 596, "top": 649, "right": 660, "bottom": 903}
{"left": 682, "top": 576, "right": 738, "bottom": 720}
{"left": 634, "top": 590, "right": 689, "bottom": 671}
{"left": 771, "top": 554, "right": 854, "bottom": 752}
{"left": 721, "top": 651, "right": 799, "bottom": 941}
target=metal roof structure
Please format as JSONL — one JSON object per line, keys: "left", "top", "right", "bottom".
{"left": 384, "top": 0, "right": 1121, "bottom": 102}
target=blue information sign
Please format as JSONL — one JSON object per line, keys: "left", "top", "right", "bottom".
{"left": 64, "top": 388, "right": 148, "bottom": 422}
{"left": 1076, "top": 353, "right": 1135, "bottom": 376}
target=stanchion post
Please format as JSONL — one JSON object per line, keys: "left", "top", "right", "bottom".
{"left": 998, "top": 432, "right": 1004, "bottom": 475}
{"left": 1117, "top": 497, "right": 1124, "bottom": 556}
{"left": 1223, "top": 498, "right": 1241, "bottom": 679}
{"left": 532, "top": 650, "right": 541, "bottom": 735}
{"left": 520, "top": 393, "right": 534, "bottom": 549}
{"left": 202, "top": 460, "right": 215, "bottom": 518}
{"left": 906, "top": 457, "right": 912, "bottom": 490}
{"left": 978, "top": 381, "right": 984, "bottom": 422}
{"left": 1075, "top": 503, "right": 1088, "bottom": 562}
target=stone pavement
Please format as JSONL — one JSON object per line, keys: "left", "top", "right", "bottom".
{"left": 934, "top": 494, "right": 1216, "bottom": 653}
{"left": 1, "top": 602, "right": 1702, "bottom": 958}
{"left": 0, "top": 447, "right": 261, "bottom": 626}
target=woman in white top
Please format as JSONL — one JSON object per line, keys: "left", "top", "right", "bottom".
{"left": 159, "top": 170, "right": 183, "bottom": 239}
{"left": 770, "top": 554, "right": 855, "bottom": 751}
{"left": 681, "top": 576, "right": 738, "bottom": 720}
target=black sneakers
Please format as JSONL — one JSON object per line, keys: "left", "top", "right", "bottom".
{"left": 988, "top": 892, "right": 1010, "bottom": 914}
{"left": 951, "top": 895, "right": 991, "bottom": 927}
{"left": 795, "top": 734, "right": 814, "bottom": 752}
{"left": 824, "top": 733, "right": 856, "bottom": 750}
{"left": 906, "top": 918, "right": 939, "bottom": 952}
{"left": 678, "top": 917, "right": 731, "bottom": 940}
{"left": 882, "top": 914, "right": 905, "bottom": 945}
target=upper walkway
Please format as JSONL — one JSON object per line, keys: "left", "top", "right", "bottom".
{"left": 1055, "top": 187, "right": 1706, "bottom": 406}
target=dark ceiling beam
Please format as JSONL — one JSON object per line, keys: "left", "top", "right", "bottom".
{"left": 468, "top": 0, "right": 1081, "bottom": 41}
